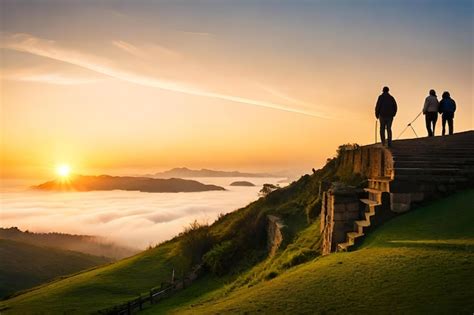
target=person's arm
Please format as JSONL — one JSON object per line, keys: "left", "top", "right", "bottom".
{"left": 423, "top": 97, "right": 428, "bottom": 114}
{"left": 438, "top": 100, "right": 444, "bottom": 113}
{"left": 375, "top": 96, "right": 381, "bottom": 118}
{"left": 392, "top": 96, "right": 398, "bottom": 117}
{"left": 453, "top": 100, "right": 456, "bottom": 113}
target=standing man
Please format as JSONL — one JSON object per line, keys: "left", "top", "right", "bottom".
{"left": 375, "top": 86, "right": 398, "bottom": 147}
{"left": 439, "top": 91, "right": 457, "bottom": 135}
{"left": 423, "top": 89, "right": 439, "bottom": 137}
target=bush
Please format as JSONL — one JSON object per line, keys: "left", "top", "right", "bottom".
{"left": 282, "top": 248, "right": 317, "bottom": 268}
{"left": 203, "top": 240, "right": 237, "bottom": 275}
{"left": 179, "top": 220, "right": 214, "bottom": 265}
{"left": 264, "top": 270, "right": 279, "bottom": 280}
{"left": 305, "top": 197, "right": 322, "bottom": 223}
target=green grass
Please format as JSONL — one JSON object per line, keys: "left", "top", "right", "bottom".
{"left": 0, "top": 163, "right": 335, "bottom": 314}
{"left": 0, "top": 240, "right": 187, "bottom": 314}
{"left": 144, "top": 190, "right": 474, "bottom": 314}
{"left": 7, "top": 154, "right": 472, "bottom": 314}
{"left": 0, "top": 240, "right": 111, "bottom": 299}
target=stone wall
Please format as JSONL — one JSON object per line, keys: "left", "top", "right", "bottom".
{"left": 337, "top": 146, "right": 393, "bottom": 180}
{"left": 266, "top": 215, "right": 285, "bottom": 257}
{"left": 320, "top": 185, "right": 362, "bottom": 255}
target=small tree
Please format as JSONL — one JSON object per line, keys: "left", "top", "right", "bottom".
{"left": 259, "top": 183, "right": 279, "bottom": 197}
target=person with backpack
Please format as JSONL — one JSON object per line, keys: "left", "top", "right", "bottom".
{"left": 375, "top": 86, "right": 398, "bottom": 147}
{"left": 423, "top": 89, "right": 439, "bottom": 137}
{"left": 438, "top": 91, "right": 457, "bottom": 135}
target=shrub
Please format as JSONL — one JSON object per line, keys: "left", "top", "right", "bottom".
{"left": 282, "top": 248, "right": 317, "bottom": 268}
{"left": 264, "top": 270, "right": 279, "bottom": 280}
{"left": 203, "top": 240, "right": 237, "bottom": 275}
{"left": 305, "top": 197, "right": 322, "bottom": 223}
{"left": 179, "top": 220, "right": 214, "bottom": 265}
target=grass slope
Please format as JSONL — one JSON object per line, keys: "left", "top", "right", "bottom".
{"left": 149, "top": 190, "right": 474, "bottom": 314}
{"left": 0, "top": 240, "right": 186, "bottom": 313}
{"left": 0, "top": 161, "right": 336, "bottom": 314}
{"left": 0, "top": 240, "right": 111, "bottom": 299}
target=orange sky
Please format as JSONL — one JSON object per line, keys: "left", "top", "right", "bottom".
{"left": 1, "top": 1, "right": 472, "bottom": 179}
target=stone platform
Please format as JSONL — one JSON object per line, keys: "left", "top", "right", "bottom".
{"left": 321, "top": 131, "right": 474, "bottom": 254}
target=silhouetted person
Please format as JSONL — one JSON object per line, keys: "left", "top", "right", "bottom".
{"left": 423, "top": 89, "right": 439, "bottom": 137}
{"left": 375, "top": 86, "right": 397, "bottom": 147}
{"left": 439, "top": 91, "right": 456, "bottom": 135}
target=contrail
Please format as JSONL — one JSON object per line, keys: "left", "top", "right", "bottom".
{"left": 2, "top": 33, "right": 327, "bottom": 118}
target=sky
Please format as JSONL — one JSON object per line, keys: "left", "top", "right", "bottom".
{"left": 1, "top": 0, "right": 473, "bottom": 179}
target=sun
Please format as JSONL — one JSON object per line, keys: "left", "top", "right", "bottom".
{"left": 56, "top": 164, "right": 71, "bottom": 178}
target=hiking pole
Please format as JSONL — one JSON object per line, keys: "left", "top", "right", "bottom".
{"left": 409, "top": 124, "right": 419, "bottom": 138}
{"left": 375, "top": 119, "right": 378, "bottom": 144}
{"left": 396, "top": 110, "right": 423, "bottom": 139}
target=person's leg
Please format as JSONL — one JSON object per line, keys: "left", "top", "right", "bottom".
{"left": 432, "top": 113, "right": 438, "bottom": 136}
{"left": 448, "top": 113, "right": 454, "bottom": 135}
{"left": 425, "top": 114, "right": 432, "bottom": 137}
{"left": 442, "top": 115, "right": 447, "bottom": 136}
{"left": 379, "top": 118, "right": 386, "bottom": 145}
{"left": 386, "top": 118, "right": 393, "bottom": 146}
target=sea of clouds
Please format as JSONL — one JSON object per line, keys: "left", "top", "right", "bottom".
{"left": 0, "top": 177, "right": 285, "bottom": 249}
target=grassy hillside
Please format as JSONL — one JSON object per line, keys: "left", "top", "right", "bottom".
{"left": 0, "top": 240, "right": 111, "bottom": 299}
{"left": 6, "top": 147, "right": 470, "bottom": 314}
{"left": 0, "top": 155, "right": 342, "bottom": 314}
{"left": 143, "top": 189, "right": 474, "bottom": 314}
{"left": 0, "top": 227, "right": 138, "bottom": 259}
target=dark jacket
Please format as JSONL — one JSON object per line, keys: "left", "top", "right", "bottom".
{"left": 439, "top": 97, "right": 456, "bottom": 114}
{"left": 375, "top": 92, "right": 397, "bottom": 119}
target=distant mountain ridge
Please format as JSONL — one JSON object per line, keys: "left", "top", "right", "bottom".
{"left": 33, "top": 175, "right": 225, "bottom": 193}
{"left": 150, "top": 167, "right": 277, "bottom": 178}
{"left": 0, "top": 227, "right": 137, "bottom": 259}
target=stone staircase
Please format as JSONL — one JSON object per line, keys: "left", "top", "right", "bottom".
{"left": 337, "top": 131, "right": 474, "bottom": 252}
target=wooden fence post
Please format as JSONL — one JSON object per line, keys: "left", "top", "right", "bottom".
{"left": 139, "top": 295, "right": 143, "bottom": 310}
{"left": 149, "top": 289, "right": 153, "bottom": 304}
{"left": 127, "top": 301, "right": 131, "bottom": 315}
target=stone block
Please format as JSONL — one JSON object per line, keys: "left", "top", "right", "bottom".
{"left": 345, "top": 202, "right": 359, "bottom": 212}
{"left": 391, "top": 202, "right": 411, "bottom": 213}
{"left": 390, "top": 193, "right": 411, "bottom": 204}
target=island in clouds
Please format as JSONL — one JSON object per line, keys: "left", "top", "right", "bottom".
{"left": 230, "top": 181, "right": 256, "bottom": 186}
{"left": 149, "top": 167, "right": 277, "bottom": 178}
{"left": 34, "top": 175, "right": 225, "bottom": 193}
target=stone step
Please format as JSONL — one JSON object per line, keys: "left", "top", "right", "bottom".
{"left": 355, "top": 220, "right": 371, "bottom": 234}
{"left": 364, "top": 188, "right": 382, "bottom": 194}
{"left": 393, "top": 161, "right": 474, "bottom": 168}
{"left": 393, "top": 158, "right": 474, "bottom": 163}
{"left": 360, "top": 198, "right": 379, "bottom": 206}
{"left": 393, "top": 175, "right": 469, "bottom": 182}
{"left": 363, "top": 188, "right": 382, "bottom": 203}
{"left": 346, "top": 232, "right": 364, "bottom": 245}
{"left": 364, "top": 211, "right": 375, "bottom": 221}
{"left": 391, "top": 153, "right": 474, "bottom": 158}
{"left": 337, "top": 242, "right": 350, "bottom": 252}
{"left": 393, "top": 168, "right": 468, "bottom": 176}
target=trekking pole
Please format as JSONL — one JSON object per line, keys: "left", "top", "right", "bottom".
{"left": 396, "top": 110, "right": 423, "bottom": 139}
{"left": 375, "top": 119, "right": 378, "bottom": 144}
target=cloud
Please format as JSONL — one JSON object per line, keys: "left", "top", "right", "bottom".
{"left": 1, "top": 33, "right": 327, "bottom": 118}
{"left": 2, "top": 71, "right": 102, "bottom": 85}
{"left": 112, "top": 40, "right": 180, "bottom": 59}
{"left": 1, "top": 178, "right": 280, "bottom": 249}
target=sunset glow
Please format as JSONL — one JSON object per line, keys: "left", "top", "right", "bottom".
{"left": 56, "top": 164, "right": 71, "bottom": 178}
{"left": 1, "top": 0, "right": 472, "bottom": 180}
